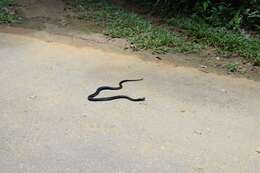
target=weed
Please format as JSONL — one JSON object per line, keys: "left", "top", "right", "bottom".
{"left": 68, "top": 0, "right": 260, "bottom": 67}
{"left": 0, "top": 0, "right": 15, "bottom": 7}
{"left": 226, "top": 63, "right": 239, "bottom": 72}
{"left": 168, "top": 17, "right": 260, "bottom": 64}
{"left": 68, "top": 0, "right": 201, "bottom": 54}
{"left": 0, "top": 0, "right": 19, "bottom": 24}
{"left": 131, "top": 0, "right": 260, "bottom": 31}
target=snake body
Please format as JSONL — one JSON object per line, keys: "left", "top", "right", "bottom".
{"left": 88, "top": 79, "right": 145, "bottom": 102}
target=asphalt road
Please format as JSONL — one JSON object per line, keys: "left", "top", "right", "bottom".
{"left": 0, "top": 29, "right": 260, "bottom": 173}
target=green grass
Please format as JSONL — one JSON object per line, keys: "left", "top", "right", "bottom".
{"left": 68, "top": 0, "right": 260, "bottom": 66}
{"left": 226, "top": 63, "right": 239, "bottom": 72}
{"left": 168, "top": 17, "right": 260, "bottom": 64}
{"left": 0, "top": 0, "right": 14, "bottom": 7}
{"left": 106, "top": 12, "right": 202, "bottom": 53}
{"left": 0, "top": 0, "right": 18, "bottom": 24}
{"left": 67, "top": 0, "right": 201, "bottom": 54}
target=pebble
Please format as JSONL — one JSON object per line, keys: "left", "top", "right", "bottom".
{"left": 256, "top": 146, "right": 260, "bottom": 153}
{"left": 200, "top": 69, "right": 209, "bottom": 73}
{"left": 200, "top": 65, "right": 207, "bottom": 69}
{"left": 193, "top": 130, "right": 202, "bottom": 135}
{"left": 155, "top": 56, "right": 162, "bottom": 60}
{"left": 29, "top": 95, "right": 37, "bottom": 99}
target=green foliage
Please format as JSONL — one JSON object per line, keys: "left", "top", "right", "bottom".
{"left": 168, "top": 17, "right": 260, "bottom": 64}
{"left": 107, "top": 12, "right": 201, "bottom": 53}
{"left": 0, "top": 0, "right": 15, "bottom": 7}
{"left": 0, "top": 0, "right": 18, "bottom": 24}
{"left": 128, "top": 0, "right": 260, "bottom": 31}
{"left": 68, "top": 0, "right": 259, "bottom": 64}
{"left": 226, "top": 63, "right": 239, "bottom": 72}
{"left": 69, "top": 0, "right": 201, "bottom": 53}
{"left": 68, "top": 0, "right": 120, "bottom": 24}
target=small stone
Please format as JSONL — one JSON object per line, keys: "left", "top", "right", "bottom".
{"left": 216, "top": 57, "right": 220, "bottom": 60}
{"left": 206, "top": 128, "right": 211, "bottom": 132}
{"left": 200, "top": 65, "right": 207, "bottom": 69}
{"left": 193, "top": 130, "right": 202, "bottom": 135}
{"left": 155, "top": 56, "right": 162, "bottom": 60}
{"left": 29, "top": 95, "right": 37, "bottom": 99}
{"left": 256, "top": 146, "right": 260, "bottom": 153}
{"left": 200, "top": 69, "right": 209, "bottom": 73}
{"left": 130, "top": 43, "right": 137, "bottom": 51}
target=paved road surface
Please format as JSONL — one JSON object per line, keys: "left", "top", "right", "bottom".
{"left": 0, "top": 29, "right": 260, "bottom": 173}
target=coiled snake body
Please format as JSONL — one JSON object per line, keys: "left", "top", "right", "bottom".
{"left": 88, "top": 79, "right": 145, "bottom": 102}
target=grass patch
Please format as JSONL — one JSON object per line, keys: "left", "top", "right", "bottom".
{"left": 107, "top": 12, "right": 201, "bottom": 53}
{"left": 226, "top": 63, "right": 239, "bottom": 72}
{"left": 67, "top": 0, "right": 259, "bottom": 66}
{"left": 168, "top": 17, "right": 260, "bottom": 64}
{"left": 67, "top": 0, "right": 201, "bottom": 54}
{"left": 0, "top": 0, "right": 19, "bottom": 24}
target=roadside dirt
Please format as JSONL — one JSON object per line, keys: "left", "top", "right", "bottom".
{"left": 15, "top": 0, "right": 103, "bottom": 33}
{"left": 4, "top": 0, "right": 260, "bottom": 80}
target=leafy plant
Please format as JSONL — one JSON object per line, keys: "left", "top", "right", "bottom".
{"left": 0, "top": 0, "right": 18, "bottom": 24}
{"left": 127, "top": 0, "right": 260, "bottom": 31}
{"left": 70, "top": 0, "right": 201, "bottom": 53}
{"left": 0, "top": 0, "right": 15, "bottom": 7}
{"left": 226, "top": 63, "right": 239, "bottom": 72}
{"left": 168, "top": 17, "right": 260, "bottom": 64}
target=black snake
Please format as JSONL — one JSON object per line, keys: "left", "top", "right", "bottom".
{"left": 88, "top": 79, "right": 145, "bottom": 102}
